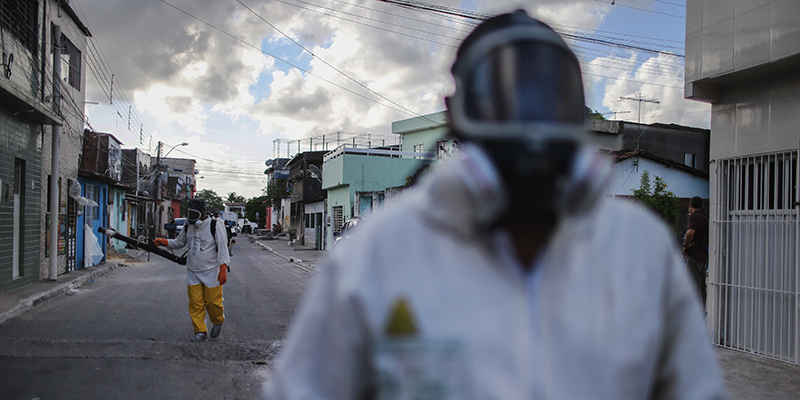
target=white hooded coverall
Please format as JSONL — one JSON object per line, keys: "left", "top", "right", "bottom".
{"left": 166, "top": 217, "right": 231, "bottom": 334}
{"left": 264, "top": 153, "right": 728, "bottom": 399}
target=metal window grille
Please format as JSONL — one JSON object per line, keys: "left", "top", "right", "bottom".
{"left": 712, "top": 150, "right": 799, "bottom": 364}
{"left": 0, "top": 0, "right": 38, "bottom": 53}
{"left": 332, "top": 205, "right": 343, "bottom": 234}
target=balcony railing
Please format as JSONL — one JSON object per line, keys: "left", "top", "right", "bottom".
{"left": 323, "top": 144, "right": 435, "bottom": 163}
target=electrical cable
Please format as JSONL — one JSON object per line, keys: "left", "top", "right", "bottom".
{"left": 161, "top": 0, "right": 424, "bottom": 119}
{"left": 235, "top": 0, "right": 441, "bottom": 127}
{"left": 595, "top": 0, "right": 685, "bottom": 19}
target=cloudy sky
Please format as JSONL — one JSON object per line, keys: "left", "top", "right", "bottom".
{"left": 70, "top": 0, "right": 707, "bottom": 199}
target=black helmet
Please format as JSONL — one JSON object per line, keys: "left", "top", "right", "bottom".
{"left": 187, "top": 198, "right": 206, "bottom": 224}
{"left": 446, "top": 9, "right": 586, "bottom": 142}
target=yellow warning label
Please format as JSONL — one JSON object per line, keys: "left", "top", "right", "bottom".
{"left": 384, "top": 298, "right": 417, "bottom": 336}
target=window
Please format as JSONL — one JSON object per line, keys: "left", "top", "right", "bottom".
{"left": 1, "top": 0, "right": 38, "bottom": 53}
{"left": 684, "top": 153, "right": 696, "bottom": 168}
{"left": 413, "top": 143, "right": 424, "bottom": 159}
{"left": 726, "top": 154, "right": 797, "bottom": 211}
{"left": 84, "top": 184, "right": 99, "bottom": 222}
{"left": 60, "top": 35, "right": 82, "bottom": 90}
{"left": 332, "top": 205, "right": 344, "bottom": 234}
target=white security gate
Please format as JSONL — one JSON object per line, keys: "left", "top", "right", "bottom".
{"left": 712, "top": 150, "right": 799, "bottom": 364}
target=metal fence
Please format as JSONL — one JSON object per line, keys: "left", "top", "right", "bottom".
{"left": 712, "top": 150, "right": 799, "bottom": 363}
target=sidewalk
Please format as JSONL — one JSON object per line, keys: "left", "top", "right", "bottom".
{"left": 250, "top": 233, "right": 327, "bottom": 273}
{"left": 0, "top": 257, "right": 131, "bottom": 325}
{"left": 2, "top": 238, "right": 799, "bottom": 399}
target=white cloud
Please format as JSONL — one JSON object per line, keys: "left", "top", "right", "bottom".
{"left": 76, "top": 0, "right": 691, "bottom": 198}
{"left": 588, "top": 52, "right": 711, "bottom": 128}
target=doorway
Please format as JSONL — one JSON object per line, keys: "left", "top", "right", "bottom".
{"left": 12, "top": 159, "right": 25, "bottom": 278}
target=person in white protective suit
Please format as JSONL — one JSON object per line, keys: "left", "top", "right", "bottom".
{"left": 154, "top": 198, "right": 230, "bottom": 342}
{"left": 264, "top": 9, "right": 728, "bottom": 399}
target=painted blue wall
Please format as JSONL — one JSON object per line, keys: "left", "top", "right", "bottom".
{"left": 77, "top": 177, "right": 108, "bottom": 268}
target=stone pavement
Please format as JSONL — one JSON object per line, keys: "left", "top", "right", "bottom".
{"left": 2, "top": 235, "right": 799, "bottom": 399}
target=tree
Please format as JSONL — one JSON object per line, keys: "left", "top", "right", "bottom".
{"left": 586, "top": 106, "right": 606, "bottom": 120}
{"left": 245, "top": 195, "right": 269, "bottom": 227}
{"left": 266, "top": 179, "right": 288, "bottom": 209}
{"left": 194, "top": 188, "right": 225, "bottom": 214}
{"left": 631, "top": 170, "right": 680, "bottom": 236}
{"left": 227, "top": 192, "right": 246, "bottom": 203}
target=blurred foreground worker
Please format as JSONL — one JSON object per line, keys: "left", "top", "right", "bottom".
{"left": 265, "top": 9, "right": 727, "bottom": 399}
{"left": 154, "top": 198, "right": 230, "bottom": 342}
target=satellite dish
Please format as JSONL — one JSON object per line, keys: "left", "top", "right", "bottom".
{"left": 308, "top": 164, "right": 322, "bottom": 183}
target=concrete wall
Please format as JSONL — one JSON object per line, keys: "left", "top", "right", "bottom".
{"left": 686, "top": 0, "right": 800, "bottom": 85}
{"left": 325, "top": 185, "right": 351, "bottom": 249}
{"left": 608, "top": 157, "right": 709, "bottom": 199}
{"left": 709, "top": 70, "right": 800, "bottom": 159}
{"left": 39, "top": 0, "right": 90, "bottom": 279}
{"left": 108, "top": 188, "right": 127, "bottom": 251}
{"left": 392, "top": 111, "right": 448, "bottom": 154}
{"left": 322, "top": 153, "right": 423, "bottom": 247}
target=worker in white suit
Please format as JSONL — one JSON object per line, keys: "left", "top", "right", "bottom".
{"left": 264, "top": 9, "right": 728, "bottom": 399}
{"left": 155, "top": 198, "right": 230, "bottom": 342}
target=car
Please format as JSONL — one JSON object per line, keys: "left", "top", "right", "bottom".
{"left": 241, "top": 224, "right": 252, "bottom": 234}
{"left": 333, "top": 217, "right": 361, "bottom": 246}
{"left": 164, "top": 218, "right": 188, "bottom": 238}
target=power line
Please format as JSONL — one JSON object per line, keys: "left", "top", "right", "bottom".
{"left": 235, "top": 0, "right": 440, "bottom": 126}
{"left": 272, "top": 0, "right": 458, "bottom": 47}
{"left": 73, "top": 0, "right": 154, "bottom": 145}
{"left": 596, "top": 0, "right": 685, "bottom": 19}
{"left": 160, "top": 0, "right": 425, "bottom": 119}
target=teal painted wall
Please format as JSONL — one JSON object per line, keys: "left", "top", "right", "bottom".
{"left": 401, "top": 126, "right": 448, "bottom": 153}
{"left": 392, "top": 111, "right": 449, "bottom": 154}
{"left": 0, "top": 109, "right": 43, "bottom": 292}
{"left": 322, "top": 153, "right": 424, "bottom": 247}
{"left": 109, "top": 188, "right": 127, "bottom": 251}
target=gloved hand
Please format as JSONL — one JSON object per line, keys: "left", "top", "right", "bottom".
{"left": 153, "top": 238, "right": 169, "bottom": 247}
{"left": 218, "top": 264, "right": 228, "bottom": 285}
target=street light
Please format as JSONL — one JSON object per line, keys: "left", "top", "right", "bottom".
{"left": 163, "top": 141, "right": 189, "bottom": 158}
{"left": 154, "top": 141, "right": 188, "bottom": 237}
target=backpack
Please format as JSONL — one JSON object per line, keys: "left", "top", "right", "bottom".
{"left": 210, "top": 218, "right": 235, "bottom": 270}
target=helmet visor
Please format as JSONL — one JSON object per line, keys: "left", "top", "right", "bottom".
{"left": 463, "top": 41, "right": 585, "bottom": 124}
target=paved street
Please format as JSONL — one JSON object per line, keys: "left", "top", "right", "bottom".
{"left": 2, "top": 233, "right": 800, "bottom": 399}
{"left": 0, "top": 236, "right": 313, "bottom": 400}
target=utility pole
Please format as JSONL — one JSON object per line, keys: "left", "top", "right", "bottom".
{"left": 48, "top": 25, "right": 62, "bottom": 280}
{"left": 154, "top": 141, "right": 162, "bottom": 239}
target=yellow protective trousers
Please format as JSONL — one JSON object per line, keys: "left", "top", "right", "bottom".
{"left": 187, "top": 284, "right": 225, "bottom": 334}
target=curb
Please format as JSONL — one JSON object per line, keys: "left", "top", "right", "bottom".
{"left": 0, "top": 262, "right": 120, "bottom": 325}
{"left": 253, "top": 241, "right": 316, "bottom": 273}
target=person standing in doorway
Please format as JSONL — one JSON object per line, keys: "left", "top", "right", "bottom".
{"left": 684, "top": 196, "right": 709, "bottom": 307}
{"left": 154, "top": 198, "right": 230, "bottom": 342}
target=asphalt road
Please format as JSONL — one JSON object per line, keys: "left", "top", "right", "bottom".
{"left": 0, "top": 236, "right": 314, "bottom": 400}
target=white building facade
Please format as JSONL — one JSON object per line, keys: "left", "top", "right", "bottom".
{"left": 686, "top": 0, "right": 800, "bottom": 364}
